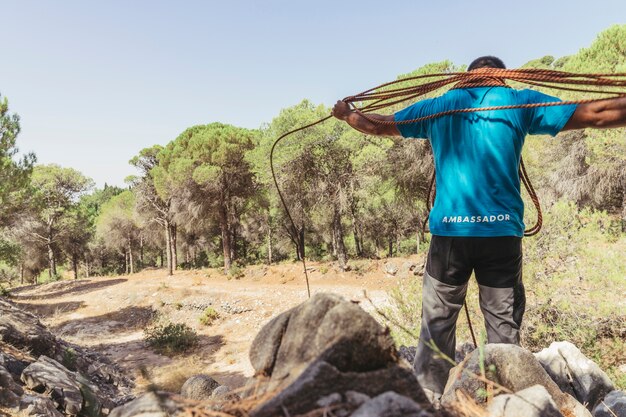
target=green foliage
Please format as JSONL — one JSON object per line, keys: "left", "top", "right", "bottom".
{"left": 227, "top": 264, "right": 244, "bottom": 280}
{"left": 198, "top": 307, "right": 220, "bottom": 326}
{"left": 0, "top": 93, "right": 36, "bottom": 227}
{"left": 144, "top": 322, "right": 198, "bottom": 355}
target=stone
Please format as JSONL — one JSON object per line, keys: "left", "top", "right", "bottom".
{"left": 0, "top": 298, "right": 58, "bottom": 357}
{"left": 455, "top": 342, "right": 475, "bottom": 363}
{"left": 442, "top": 344, "right": 591, "bottom": 417}
{"left": 109, "top": 392, "right": 180, "bottom": 417}
{"left": 350, "top": 391, "right": 431, "bottom": 417}
{"left": 19, "top": 395, "right": 64, "bottom": 417}
{"left": 245, "top": 294, "right": 427, "bottom": 417}
{"left": 0, "top": 364, "right": 23, "bottom": 408}
{"left": 383, "top": 263, "right": 399, "bottom": 276}
{"left": 316, "top": 392, "right": 342, "bottom": 408}
{"left": 345, "top": 391, "right": 371, "bottom": 407}
{"left": 248, "top": 293, "right": 401, "bottom": 394}
{"left": 398, "top": 345, "right": 416, "bottom": 365}
{"left": 249, "top": 359, "right": 426, "bottom": 417}
{"left": 535, "top": 341, "right": 615, "bottom": 410}
{"left": 211, "top": 385, "right": 240, "bottom": 402}
{"left": 486, "top": 385, "right": 564, "bottom": 417}
{"left": 21, "top": 356, "right": 84, "bottom": 416}
{"left": 592, "top": 390, "right": 626, "bottom": 417}
{"left": 180, "top": 374, "right": 220, "bottom": 401}
{"left": 399, "top": 261, "right": 418, "bottom": 277}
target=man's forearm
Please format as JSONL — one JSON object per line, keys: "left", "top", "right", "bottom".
{"left": 565, "top": 97, "right": 626, "bottom": 130}
{"left": 343, "top": 112, "right": 401, "bottom": 137}
{"left": 592, "top": 97, "right": 626, "bottom": 128}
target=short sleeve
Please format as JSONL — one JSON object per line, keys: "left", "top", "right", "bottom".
{"left": 394, "top": 98, "right": 436, "bottom": 139}
{"left": 524, "top": 90, "right": 577, "bottom": 136}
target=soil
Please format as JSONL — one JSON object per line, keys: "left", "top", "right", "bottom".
{"left": 8, "top": 257, "right": 424, "bottom": 393}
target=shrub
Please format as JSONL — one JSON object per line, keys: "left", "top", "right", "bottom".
{"left": 199, "top": 307, "right": 220, "bottom": 326}
{"left": 227, "top": 264, "right": 244, "bottom": 280}
{"left": 144, "top": 322, "right": 198, "bottom": 355}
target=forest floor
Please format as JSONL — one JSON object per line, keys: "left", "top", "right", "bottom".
{"left": 7, "top": 256, "right": 423, "bottom": 394}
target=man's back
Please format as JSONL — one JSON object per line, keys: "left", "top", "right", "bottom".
{"left": 394, "top": 86, "right": 576, "bottom": 237}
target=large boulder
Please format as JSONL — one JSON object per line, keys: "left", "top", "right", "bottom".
{"left": 19, "top": 395, "right": 64, "bottom": 417}
{"left": 21, "top": 356, "right": 85, "bottom": 415}
{"left": 245, "top": 293, "right": 429, "bottom": 417}
{"left": 180, "top": 374, "right": 220, "bottom": 401}
{"left": 0, "top": 363, "right": 23, "bottom": 408}
{"left": 592, "top": 390, "right": 626, "bottom": 417}
{"left": 535, "top": 341, "right": 615, "bottom": 410}
{"left": 441, "top": 344, "right": 591, "bottom": 417}
{"left": 0, "top": 298, "right": 57, "bottom": 358}
{"left": 486, "top": 385, "right": 564, "bottom": 417}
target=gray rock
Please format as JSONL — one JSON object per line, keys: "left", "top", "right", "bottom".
{"left": 249, "top": 359, "right": 426, "bottom": 417}
{"left": 383, "top": 263, "right": 399, "bottom": 276}
{"left": 350, "top": 391, "right": 430, "bottom": 417}
{"left": 109, "top": 392, "right": 180, "bottom": 417}
{"left": 442, "top": 344, "right": 591, "bottom": 417}
{"left": 398, "top": 345, "right": 416, "bottom": 364}
{"left": 535, "top": 341, "right": 615, "bottom": 410}
{"left": 245, "top": 293, "right": 427, "bottom": 417}
{"left": 592, "top": 390, "right": 626, "bottom": 417}
{"left": 248, "top": 293, "right": 402, "bottom": 394}
{"left": 486, "top": 385, "right": 564, "bottom": 417}
{"left": 316, "top": 392, "right": 342, "bottom": 408}
{"left": 0, "top": 298, "right": 57, "bottom": 357}
{"left": 399, "top": 261, "right": 417, "bottom": 277}
{"left": 0, "top": 364, "right": 23, "bottom": 408}
{"left": 345, "top": 391, "right": 370, "bottom": 407}
{"left": 455, "top": 342, "right": 475, "bottom": 363}
{"left": 180, "top": 374, "right": 220, "bottom": 401}
{"left": 19, "top": 395, "right": 64, "bottom": 417}
{"left": 211, "top": 385, "right": 240, "bottom": 402}
{"left": 21, "top": 355, "right": 84, "bottom": 416}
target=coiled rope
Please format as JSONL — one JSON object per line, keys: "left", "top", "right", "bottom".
{"left": 270, "top": 67, "right": 626, "bottom": 344}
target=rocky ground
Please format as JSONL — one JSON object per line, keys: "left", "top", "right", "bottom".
{"left": 1, "top": 259, "right": 625, "bottom": 416}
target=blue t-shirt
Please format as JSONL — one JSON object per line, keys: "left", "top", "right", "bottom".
{"left": 394, "top": 87, "right": 576, "bottom": 237}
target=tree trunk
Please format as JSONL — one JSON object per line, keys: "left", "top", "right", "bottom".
{"left": 128, "top": 238, "right": 134, "bottom": 274}
{"left": 72, "top": 253, "right": 78, "bottom": 280}
{"left": 47, "top": 242, "right": 56, "bottom": 278}
{"left": 388, "top": 238, "right": 393, "bottom": 258}
{"left": 350, "top": 203, "right": 363, "bottom": 257}
{"left": 333, "top": 207, "right": 348, "bottom": 270}
{"left": 85, "top": 256, "right": 91, "bottom": 278}
{"left": 219, "top": 204, "right": 232, "bottom": 273}
{"left": 139, "top": 235, "right": 144, "bottom": 270}
{"left": 165, "top": 223, "right": 173, "bottom": 276}
{"left": 171, "top": 224, "right": 178, "bottom": 272}
{"left": 125, "top": 249, "right": 129, "bottom": 275}
{"left": 20, "top": 263, "right": 24, "bottom": 285}
{"left": 267, "top": 222, "right": 273, "bottom": 265}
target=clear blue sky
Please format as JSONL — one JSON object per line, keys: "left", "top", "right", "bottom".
{"left": 2, "top": 0, "right": 625, "bottom": 187}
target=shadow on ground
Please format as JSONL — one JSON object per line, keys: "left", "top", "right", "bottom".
{"left": 11, "top": 278, "right": 128, "bottom": 300}
{"left": 52, "top": 305, "right": 155, "bottom": 336}
{"left": 13, "top": 300, "right": 85, "bottom": 318}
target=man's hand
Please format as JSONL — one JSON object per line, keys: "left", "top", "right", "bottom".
{"left": 332, "top": 100, "right": 352, "bottom": 121}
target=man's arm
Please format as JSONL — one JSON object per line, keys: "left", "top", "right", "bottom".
{"left": 563, "top": 97, "right": 626, "bottom": 131}
{"left": 332, "top": 100, "right": 402, "bottom": 136}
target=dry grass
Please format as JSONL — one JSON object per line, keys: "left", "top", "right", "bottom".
{"left": 138, "top": 356, "right": 206, "bottom": 393}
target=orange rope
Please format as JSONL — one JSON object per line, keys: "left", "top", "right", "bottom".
{"left": 270, "top": 67, "right": 626, "bottom": 299}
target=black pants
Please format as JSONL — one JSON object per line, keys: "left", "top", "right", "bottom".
{"left": 413, "top": 235, "right": 526, "bottom": 395}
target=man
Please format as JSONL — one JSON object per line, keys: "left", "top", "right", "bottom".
{"left": 332, "top": 56, "right": 626, "bottom": 398}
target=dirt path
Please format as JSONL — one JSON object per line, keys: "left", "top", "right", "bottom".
{"left": 9, "top": 257, "right": 422, "bottom": 393}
